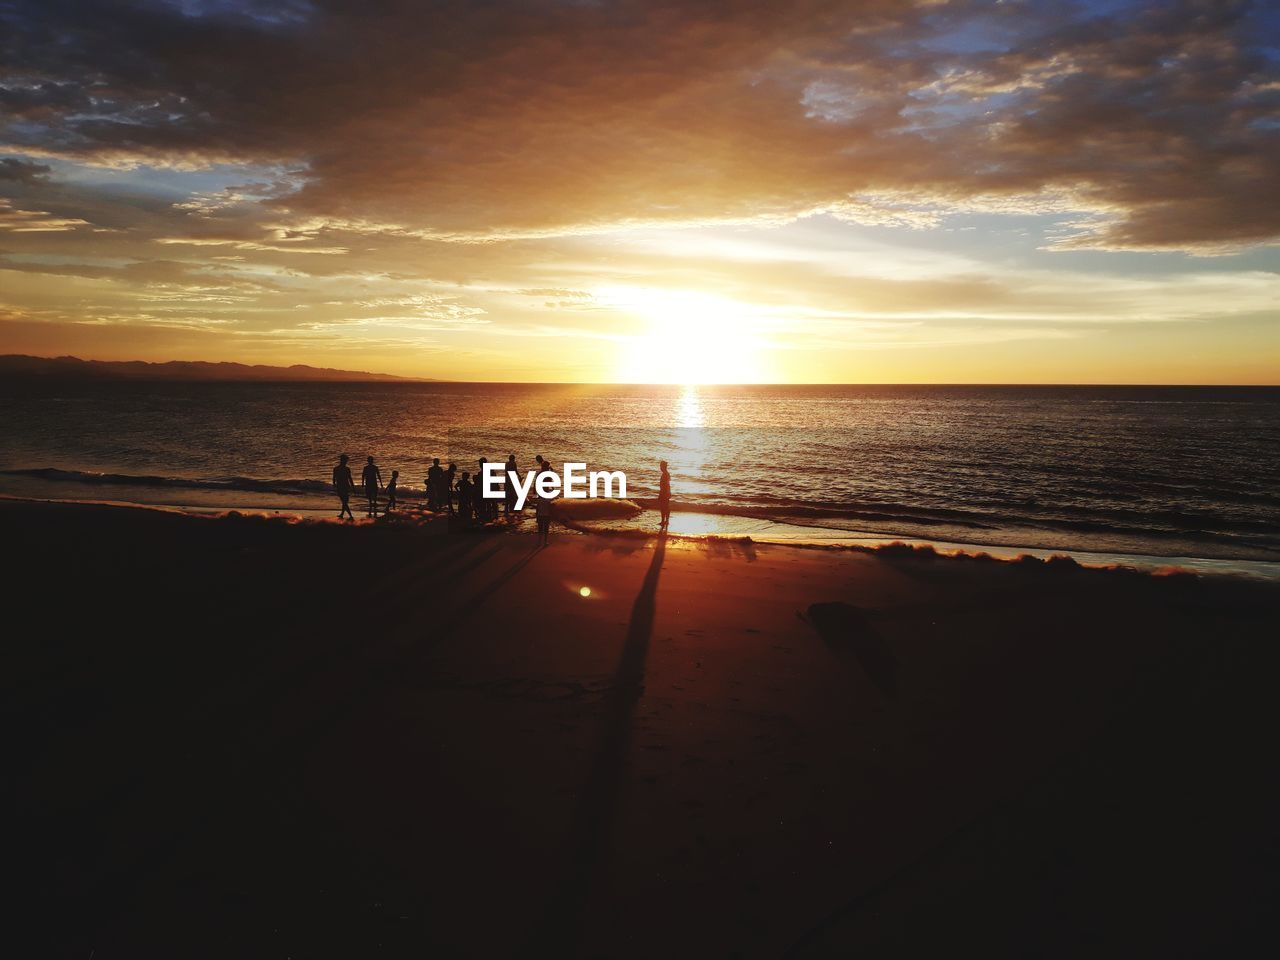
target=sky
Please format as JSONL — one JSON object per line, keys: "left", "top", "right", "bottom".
{"left": 1, "top": 0, "right": 1278, "bottom": 383}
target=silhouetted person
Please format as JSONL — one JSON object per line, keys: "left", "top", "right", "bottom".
{"left": 457, "top": 470, "right": 474, "bottom": 522}
{"left": 362, "top": 456, "right": 382, "bottom": 518}
{"left": 333, "top": 454, "right": 355, "bottom": 521}
{"left": 536, "top": 489, "right": 554, "bottom": 546}
{"left": 504, "top": 453, "right": 518, "bottom": 514}
{"left": 426, "top": 457, "right": 444, "bottom": 511}
{"left": 445, "top": 462, "right": 457, "bottom": 514}
{"left": 658, "top": 460, "right": 671, "bottom": 530}
{"left": 477, "top": 457, "right": 493, "bottom": 522}
{"left": 386, "top": 470, "right": 399, "bottom": 511}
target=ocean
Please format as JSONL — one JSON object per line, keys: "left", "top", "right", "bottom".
{"left": 2, "top": 380, "right": 1278, "bottom": 567}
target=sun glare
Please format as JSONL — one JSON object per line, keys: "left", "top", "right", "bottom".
{"left": 601, "top": 285, "right": 770, "bottom": 384}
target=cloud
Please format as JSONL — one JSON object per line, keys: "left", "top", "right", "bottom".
{"left": 1, "top": 0, "right": 1275, "bottom": 251}
{"left": 0, "top": 157, "right": 50, "bottom": 183}
{"left": 154, "top": 236, "right": 348, "bottom": 254}
{"left": 0, "top": 198, "right": 89, "bottom": 232}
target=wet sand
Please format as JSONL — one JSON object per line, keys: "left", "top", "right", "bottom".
{"left": 7, "top": 499, "right": 1279, "bottom": 956}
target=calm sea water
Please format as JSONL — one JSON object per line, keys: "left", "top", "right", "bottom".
{"left": 2, "top": 381, "right": 1278, "bottom": 563}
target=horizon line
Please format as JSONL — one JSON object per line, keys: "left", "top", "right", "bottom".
{"left": 4, "top": 353, "right": 1276, "bottom": 388}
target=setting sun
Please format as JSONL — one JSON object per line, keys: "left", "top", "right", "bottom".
{"left": 600, "top": 286, "right": 772, "bottom": 384}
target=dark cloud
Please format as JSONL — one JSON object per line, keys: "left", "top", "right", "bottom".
{"left": 1, "top": 0, "right": 1278, "bottom": 249}
{"left": 0, "top": 157, "right": 50, "bottom": 183}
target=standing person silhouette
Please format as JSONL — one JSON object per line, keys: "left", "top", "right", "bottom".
{"left": 504, "top": 453, "right": 518, "bottom": 515}
{"left": 386, "top": 470, "right": 399, "bottom": 512}
{"left": 362, "top": 456, "right": 382, "bottom": 518}
{"left": 490, "top": 454, "right": 506, "bottom": 517}
{"left": 477, "top": 457, "right": 492, "bottom": 522}
{"left": 445, "top": 462, "right": 457, "bottom": 514}
{"left": 535, "top": 487, "right": 554, "bottom": 547}
{"left": 457, "top": 470, "right": 474, "bottom": 522}
{"left": 332, "top": 454, "right": 355, "bottom": 521}
{"left": 658, "top": 460, "right": 671, "bottom": 530}
{"left": 426, "top": 457, "right": 444, "bottom": 511}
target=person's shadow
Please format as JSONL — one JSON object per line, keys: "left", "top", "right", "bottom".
{"left": 806, "top": 601, "right": 898, "bottom": 697}
{"left": 615, "top": 532, "right": 665, "bottom": 692}
{"left": 532, "top": 532, "right": 667, "bottom": 949}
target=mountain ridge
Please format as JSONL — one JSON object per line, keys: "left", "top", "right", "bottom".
{"left": 0, "top": 354, "right": 434, "bottom": 382}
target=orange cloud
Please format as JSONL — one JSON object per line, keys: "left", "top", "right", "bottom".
{"left": 1, "top": 0, "right": 1275, "bottom": 250}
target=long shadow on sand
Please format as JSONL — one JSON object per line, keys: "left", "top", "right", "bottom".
{"left": 806, "top": 601, "right": 898, "bottom": 697}
{"left": 532, "top": 532, "right": 667, "bottom": 951}
{"left": 436, "top": 542, "right": 544, "bottom": 630}
{"left": 266, "top": 542, "right": 547, "bottom": 764}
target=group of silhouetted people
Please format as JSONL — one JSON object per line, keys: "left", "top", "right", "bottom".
{"left": 332, "top": 453, "right": 671, "bottom": 540}
{"left": 422, "top": 453, "right": 536, "bottom": 524}
{"left": 332, "top": 454, "right": 399, "bottom": 520}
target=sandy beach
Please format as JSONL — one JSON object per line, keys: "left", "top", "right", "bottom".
{"left": 6, "top": 498, "right": 1279, "bottom": 956}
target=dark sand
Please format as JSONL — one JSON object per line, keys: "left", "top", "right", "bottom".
{"left": 7, "top": 499, "right": 1279, "bottom": 957}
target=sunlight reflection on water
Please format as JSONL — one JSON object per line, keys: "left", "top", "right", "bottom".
{"left": 667, "top": 385, "right": 712, "bottom": 497}
{"left": 677, "top": 385, "right": 704, "bottom": 429}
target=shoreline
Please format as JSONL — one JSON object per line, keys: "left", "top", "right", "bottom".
{"left": 5, "top": 489, "right": 1278, "bottom": 582}
{"left": 5, "top": 458, "right": 1279, "bottom": 567}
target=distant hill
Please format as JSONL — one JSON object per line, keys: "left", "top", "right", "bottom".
{"left": 0, "top": 354, "right": 433, "bottom": 382}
